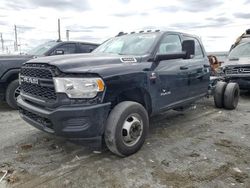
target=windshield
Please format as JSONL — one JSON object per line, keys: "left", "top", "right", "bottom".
{"left": 228, "top": 42, "right": 250, "bottom": 59}
{"left": 27, "top": 41, "right": 58, "bottom": 56}
{"left": 93, "top": 33, "right": 159, "bottom": 55}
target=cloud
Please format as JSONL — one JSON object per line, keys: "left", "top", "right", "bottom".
{"left": 0, "top": 20, "right": 8, "bottom": 25}
{"left": 155, "top": 6, "right": 180, "bottom": 13}
{"left": 3, "top": 1, "right": 30, "bottom": 10}
{"left": 66, "top": 25, "right": 109, "bottom": 32}
{"left": 112, "top": 11, "right": 148, "bottom": 17}
{"left": 169, "top": 20, "right": 229, "bottom": 30}
{"left": 205, "top": 17, "right": 231, "bottom": 28}
{"left": 207, "top": 17, "right": 231, "bottom": 23}
{"left": 206, "top": 36, "right": 226, "bottom": 39}
{"left": 180, "top": 0, "right": 223, "bottom": 12}
{"left": 29, "top": 0, "right": 90, "bottom": 11}
{"left": 17, "top": 25, "right": 35, "bottom": 30}
{"left": 71, "top": 35, "right": 102, "bottom": 42}
{"left": 119, "top": 0, "right": 130, "bottom": 3}
{"left": 234, "top": 13, "right": 250, "bottom": 19}
{"left": 15, "top": 25, "right": 35, "bottom": 34}
{"left": 169, "top": 15, "right": 230, "bottom": 30}
{"left": 3, "top": 0, "right": 90, "bottom": 11}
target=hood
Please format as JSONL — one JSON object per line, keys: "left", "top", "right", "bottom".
{"left": 26, "top": 53, "right": 150, "bottom": 78}
{"left": 0, "top": 54, "right": 34, "bottom": 78}
{"left": 0, "top": 54, "right": 34, "bottom": 61}
{"left": 223, "top": 57, "right": 250, "bottom": 67}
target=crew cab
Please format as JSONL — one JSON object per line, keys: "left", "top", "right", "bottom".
{"left": 0, "top": 41, "right": 99, "bottom": 109}
{"left": 17, "top": 31, "right": 239, "bottom": 157}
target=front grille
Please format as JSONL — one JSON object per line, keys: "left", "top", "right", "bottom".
{"left": 21, "top": 82, "right": 56, "bottom": 100}
{"left": 225, "top": 67, "right": 250, "bottom": 74}
{"left": 20, "top": 66, "right": 52, "bottom": 79}
{"left": 20, "top": 64, "right": 57, "bottom": 101}
{"left": 20, "top": 108, "right": 53, "bottom": 130}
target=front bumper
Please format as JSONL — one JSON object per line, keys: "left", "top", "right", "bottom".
{"left": 17, "top": 97, "right": 111, "bottom": 140}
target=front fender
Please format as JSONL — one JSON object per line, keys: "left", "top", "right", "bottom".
{"left": 0, "top": 68, "right": 20, "bottom": 82}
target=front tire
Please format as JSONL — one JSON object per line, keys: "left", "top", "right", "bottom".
{"left": 104, "top": 101, "right": 149, "bottom": 157}
{"left": 5, "top": 79, "right": 20, "bottom": 109}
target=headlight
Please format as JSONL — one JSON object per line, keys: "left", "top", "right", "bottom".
{"left": 53, "top": 77, "right": 105, "bottom": 98}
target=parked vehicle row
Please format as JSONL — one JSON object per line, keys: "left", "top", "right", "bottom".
{"left": 0, "top": 41, "right": 99, "bottom": 109}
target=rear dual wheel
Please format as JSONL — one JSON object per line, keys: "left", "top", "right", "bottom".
{"left": 214, "top": 82, "right": 239, "bottom": 110}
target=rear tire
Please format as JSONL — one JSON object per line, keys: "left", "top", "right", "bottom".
{"left": 214, "top": 81, "right": 227, "bottom": 108}
{"left": 224, "top": 83, "right": 240, "bottom": 110}
{"left": 104, "top": 101, "right": 149, "bottom": 157}
{"left": 6, "top": 79, "right": 20, "bottom": 109}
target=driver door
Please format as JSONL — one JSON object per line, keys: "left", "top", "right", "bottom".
{"left": 150, "top": 34, "right": 190, "bottom": 111}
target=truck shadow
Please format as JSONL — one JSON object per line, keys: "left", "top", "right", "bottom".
{"left": 240, "top": 90, "right": 250, "bottom": 99}
{"left": 0, "top": 102, "right": 16, "bottom": 112}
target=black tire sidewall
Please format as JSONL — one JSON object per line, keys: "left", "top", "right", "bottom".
{"left": 6, "top": 79, "right": 19, "bottom": 109}
{"left": 214, "top": 81, "right": 227, "bottom": 108}
{"left": 114, "top": 105, "right": 148, "bottom": 156}
{"left": 224, "top": 83, "right": 240, "bottom": 110}
{"left": 105, "top": 102, "right": 149, "bottom": 157}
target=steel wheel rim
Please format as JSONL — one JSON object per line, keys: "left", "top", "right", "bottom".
{"left": 121, "top": 113, "right": 143, "bottom": 147}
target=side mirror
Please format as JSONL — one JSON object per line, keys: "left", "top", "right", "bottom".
{"left": 55, "top": 49, "right": 64, "bottom": 55}
{"left": 182, "top": 40, "right": 195, "bottom": 59}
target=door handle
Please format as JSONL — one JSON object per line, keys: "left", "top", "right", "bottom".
{"left": 180, "top": 66, "right": 189, "bottom": 70}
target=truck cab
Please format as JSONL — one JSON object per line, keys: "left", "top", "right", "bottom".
{"left": 17, "top": 31, "right": 211, "bottom": 156}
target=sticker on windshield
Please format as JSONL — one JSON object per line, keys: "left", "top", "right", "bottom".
{"left": 120, "top": 57, "right": 137, "bottom": 63}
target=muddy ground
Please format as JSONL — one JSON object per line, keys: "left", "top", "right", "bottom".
{"left": 0, "top": 93, "right": 249, "bottom": 188}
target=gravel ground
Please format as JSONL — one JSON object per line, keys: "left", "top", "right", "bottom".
{"left": 0, "top": 93, "right": 249, "bottom": 188}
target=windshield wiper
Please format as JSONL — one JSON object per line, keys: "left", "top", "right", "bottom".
{"left": 118, "top": 53, "right": 126, "bottom": 55}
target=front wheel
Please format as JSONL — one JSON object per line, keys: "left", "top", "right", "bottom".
{"left": 104, "top": 101, "right": 149, "bottom": 157}
{"left": 5, "top": 79, "right": 20, "bottom": 109}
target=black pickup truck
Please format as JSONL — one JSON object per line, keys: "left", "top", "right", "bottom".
{"left": 17, "top": 31, "right": 239, "bottom": 157}
{"left": 0, "top": 41, "right": 99, "bottom": 109}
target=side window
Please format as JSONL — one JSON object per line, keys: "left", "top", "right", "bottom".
{"left": 193, "top": 39, "right": 204, "bottom": 59}
{"left": 51, "top": 43, "right": 77, "bottom": 55}
{"left": 157, "top": 35, "right": 182, "bottom": 54}
{"left": 80, "top": 44, "right": 97, "bottom": 53}
{"left": 183, "top": 36, "right": 204, "bottom": 59}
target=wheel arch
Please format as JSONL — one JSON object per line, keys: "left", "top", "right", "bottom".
{"left": 1, "top": 69, "right": 20, "bottom": 83}
{"left": 114, "top": 87, "right": 152, "bottom": 115}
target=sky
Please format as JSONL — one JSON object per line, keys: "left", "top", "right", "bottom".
{"left": 0, "top": 0, "right": 250, "bottom": 53}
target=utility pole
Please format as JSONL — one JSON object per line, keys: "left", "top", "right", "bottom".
{"left": 0, "top": 33, "right": 4, "bottom": 52}
{"left": 14, "top": 25, "right": 18, "bottom": 51}
{"left": 66, "top": 30, "right": 69, "bottom": 41}
{"left": 58, "top": 19, "right": 61, "bottom": 41}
